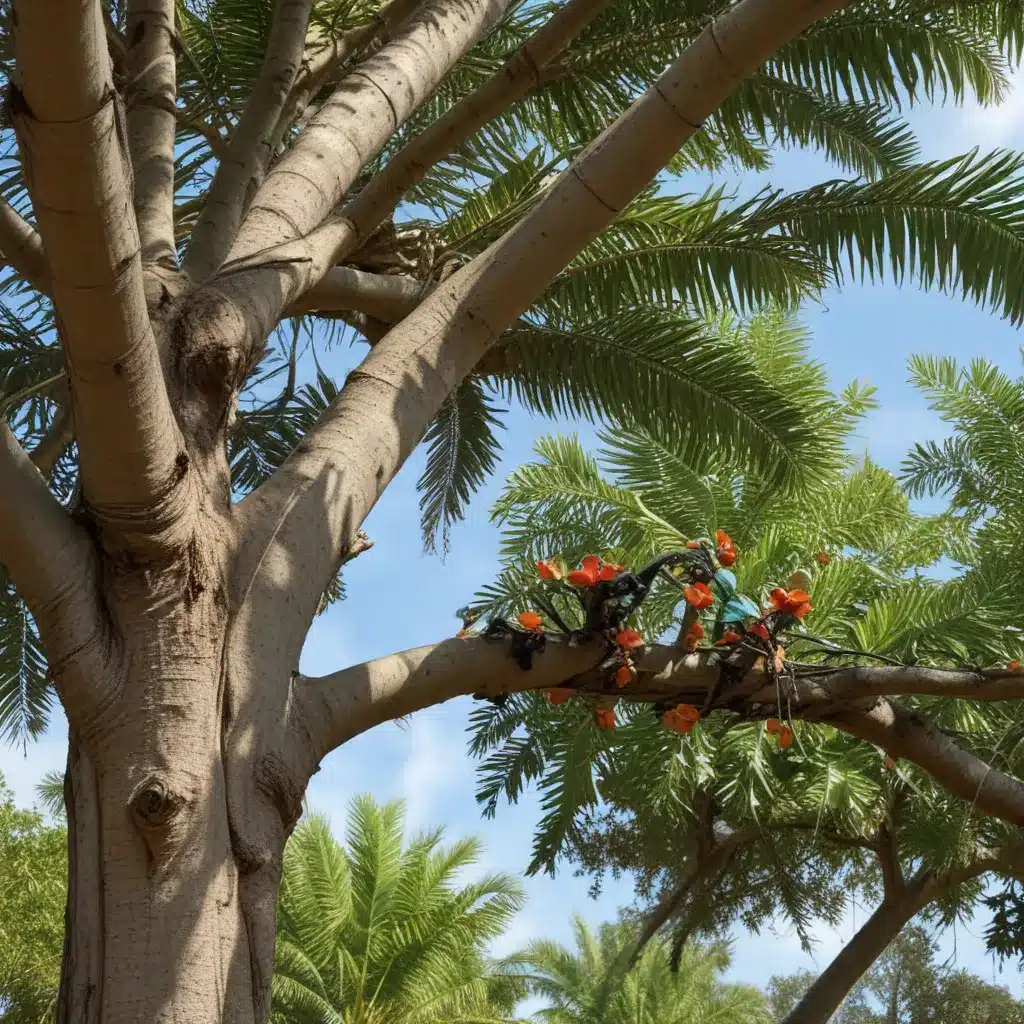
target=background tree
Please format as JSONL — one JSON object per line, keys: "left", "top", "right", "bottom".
{"left": 0, "top": 773, "right": 66, "bottom": 1023}
{"left": 514, "top": 916, "right": 770, "bottom": 1024}
{"left": 468, "top": 315, "right": 1024, "bottom": 1021}
{"left": 8, "top": 0, "right": 1024, "bottom": 1019}
{"left": 771, "top": 925, "right": 1024, "bottom": 1024}
{"left": 272, "top": 796, "right": 526, "bottom": 1023}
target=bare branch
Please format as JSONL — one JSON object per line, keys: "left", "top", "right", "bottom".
{"left": 29, "top": 406, "right": 75, "bottom": 478}
{"left": 291, "top": 634, "right": 605, "bottom": 761}
{"left": 828, "top": 701, "right": 1024, "bottom": 828}
{"left": 0, "top": 200, "right": 50, "bottom": 294}
{"left": 236, "top": 0, "right": 851, "bottom": 642}
{"left": 288, "top": 266, "right": 426, "bottom": 320}
{"left": 781, "top": 664, "right": 1024, "bottom": 703}
{"left": 227, "top": 0, "right": 511, "bottom": 265}
{"left": 13, "top": 0, "right": 189, "bottom": 537}
{"left": 125, "top": 0, "right": 178, "bottom": 266}
{"left": 185, "top": 0, "right": 315, "bottom": 280}
{"left": 316, "top": 0, "right": 617, "bottom": 268}
{"left": 0, "top": 423, "right": 111, "bottom": 721}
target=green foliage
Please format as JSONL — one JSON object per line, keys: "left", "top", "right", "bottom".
{"left": 512, "top": 916, "right": 771, "bottom": 1024}
{"left": 0, "top": 772, "right": 66, "bottom": 1023}
{"left": 271, "top": 796, "right": 527, "bottom": 1024}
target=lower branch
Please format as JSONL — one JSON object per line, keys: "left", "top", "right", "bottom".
{"left": 291, "top": 633, "right": 605, "bottom": 762}
{"left": 29, "top": 406, "right": 75, "bottom": 478}
{"left": 0, "top": 199, "right": 50, "bottom": 294}
{"left": 0, "top": 424, "right": 112, "bottom": 721}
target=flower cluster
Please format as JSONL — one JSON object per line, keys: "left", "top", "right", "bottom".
{"left": 766, "top": 717, "right": 793, "bottom": 749}
{"left": 594, "top": 707, "right": 616, "bottom": 729}
{"left": 683, "top": 581, "right": 715, "bottom": 609}
{"left": 682, "top": 621, "right": 704, "bottom": 652}
{"left": 518, "top": 610, "right": 543, "bottom": 632}
{"left": 540, "top": 553, "right": 626, "bottom": 587}
{"left": 768, "top": 587, "right": 813, "bottom": 620}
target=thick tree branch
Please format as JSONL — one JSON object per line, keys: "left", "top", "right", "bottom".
{"left": 236, "top": 0, "right": 851, "bottom": 659}
{"left": 185, "top": 0, "right": 315, "bottom": 280}
{"left": 0, "top": 424, "right": 111, "bottom": 721}
{"left": 314, "top": 0, "right": 617, "bottom": 269}
{"left": 227, "top": 0, "right": 511, "bottom": 264}
{"left": 288, "top": 266, "right": 426, "bottom": 320}
{"left": 828, "top": 701, "right": 1024, "bottom": 828}
{"left": 0, "top": 200, "right": 50, "bottom": 294}
{"left": 177, "top": 113, "right": 227, "bottom": 157}
{"left": 267, "top": 0, "right": 423, "bottom": 158}
{"left": 125, "top": 0, "right": 178, "bottom": 266}
{"left": 13, "top": 0, "right": 189, "bottom": 538}
{"left": 291, "top": 634, "right": 605, "bottom": 762}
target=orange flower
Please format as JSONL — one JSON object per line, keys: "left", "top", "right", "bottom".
{"left": 568, "top": 554, "right": 602, "bottom": 587}
{"left": 769, "top": 587, "right": 813, "bottom": 620}
{"left": 748, "top": 622, "right": 771, "bottom": 643}
{"left": 778, "top": 726, "right": 794, "bottom": 749}
{"left": 683, "top": 581, "right": 715, "bottom": 609}
{"left": 715, "top": 529, "right": 737, "bottom": 567}
{"left": 456, "top": 629, "right": 468, "bottom": 639}
{"left": 545, "top": 688, "right": 572, "bottom": 704}
{"left": 598, "top": 562, "right": 625, "bottom": 581}
{"left": 615, "top": 629, "right": 644, "bottom": 650}
{"left": 615, "top": 665, "right": 634, "bottom": 688}
{"left": 537, "top": 559, "right": 562, "bottom": 580}
{"left": 774, "top": 645, "right": 786, "bottom": 673}
{"left": 686, "top": 539, "right": 702, "bottom": 550}
{"left": 663, "top": 705, "right": 699, "bottom": 734}
{"left": 815, "top": 552, "right": 832, "bottom": 566}
{"left": 765, "top": 717, "right": 782, "bottom": 734}
{"left": 518, "top": 610, "right": 543, "bottom": 631}
{"left": 1009, "top": 661, "right": 1022, "bottom": 672}
{"left": 683, "top": 622, "right": 705, "bottom": 652}
{"left": 716, "top": 630, "right": 742, "bottom": 646}
{"left": 884, "top": 755, "right": 896, "bottom": 770}
{"left": 594, "top": 707, "right": 616, "bottom": 729}
{"left": 675, "top": 703, "right": 701, "bottom": 722}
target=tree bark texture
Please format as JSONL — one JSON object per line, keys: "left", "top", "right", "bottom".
{"left": 17, "top": 0, "right": 998, "bottom": 1020}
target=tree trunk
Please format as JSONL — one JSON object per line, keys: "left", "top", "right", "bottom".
{"left": 783, "top": 894, "right": 921, "bottom": 1024}
{"left": 50, "top": 538, "right": 281, "bottom": 1024}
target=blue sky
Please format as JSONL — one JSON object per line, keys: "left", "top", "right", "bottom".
{"left": 6, "top": 64, "right": 1024, "bottom": 1006}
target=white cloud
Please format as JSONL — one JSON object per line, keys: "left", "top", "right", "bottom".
{"left": 958, "top": 68, "right": 1024, "bottom": 150}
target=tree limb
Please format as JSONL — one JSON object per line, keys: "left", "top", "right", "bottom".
{"left": 827, "top": 701, "right": 1024, "bottom": 828}
{"left": 177, "top": 113, "right": 227, "bottom": 157}
{"left": 313, "top": 0, "right": 618, "bottom": 269}
{"left": 291, "top": 634, "right": 605, "bottom": 762}
{"left": 29, "top": 406, "right": 75, "bottom": 478}
{"left": 267, "top": 0, "right": 423, "bottom": 158}
{"left": 0, "top": 200, "right": 50, "bottom": 294}
{"left": 288, "top": 266, "right": 427, "bottom": 320}
{"left": 236, "top": 0, "right": 852, "bottom": 660}
{"left": 13, "top": 0, "right": 189, "bottom": 539}
{"left": 0, "top": 423, "right": 111, "bottom": 722}
{"left": 124, "top": 0, "right": 178, "bottom": 266}
{"left": 185, "top": 0, "right": 315, "bottom": 280}
{"left": 226, "top": 0, "right": 511, "bottom": 265}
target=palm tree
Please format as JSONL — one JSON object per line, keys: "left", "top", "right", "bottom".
{"left": 271, "top": 796, "right": 527, "bottom": 1024}
{"left": 514, "top": 915, "right": 770, "bottom": 1023}
{"left": 466, "top": 312, "right": 1024, "bottom": 1021}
